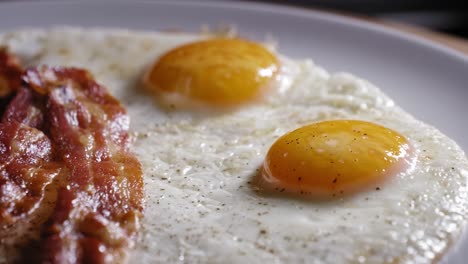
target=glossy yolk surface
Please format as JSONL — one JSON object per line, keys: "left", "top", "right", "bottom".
{"left": 262, "top": 120, "right": 413, "bottom": 197}
{"left": 144, "top": 38, "right": 279, "bottom": 108}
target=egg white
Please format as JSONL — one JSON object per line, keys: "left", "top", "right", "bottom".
{"left": 1, "top": 27, "right": 467, "bottom": 264}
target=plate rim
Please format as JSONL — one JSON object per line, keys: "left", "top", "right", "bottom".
{"left": 0, "top": 0, "right": 467, "bottom": 65}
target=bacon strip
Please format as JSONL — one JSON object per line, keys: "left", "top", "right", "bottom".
{"left": 0, "top": 50, "right": 144, "bottom": 263}
{"left": 23, "top": 67, "right": 144, "bottom": 264}
{"left": 0, "top": 57, "right": 54, "bottom": 226}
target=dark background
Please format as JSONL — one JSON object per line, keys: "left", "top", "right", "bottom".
{"left": 0, "top": 0, "right": 467, "bottom": 39}
{"left": 238, "top": 0, "right": 468, "bottom": 39}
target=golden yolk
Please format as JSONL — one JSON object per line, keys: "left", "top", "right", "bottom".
{"left": 262, "top": 120, "right": 414, "bottom": 197}
{"left": 144, "top": 38, "right": 279, "bottom": 108}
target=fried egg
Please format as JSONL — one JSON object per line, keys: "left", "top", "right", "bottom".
{"left": 1, "top": 27, "right": 467, "bottom": 264}
{"left": 144, "top": 38, "right": 280, "bottom": 109}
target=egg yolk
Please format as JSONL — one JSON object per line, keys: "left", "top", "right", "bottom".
{"left": 262, "top": 120, "right": 414, "bottom": 197}
{"left": 144, "top": 38, "right": 279, "bottom": 108}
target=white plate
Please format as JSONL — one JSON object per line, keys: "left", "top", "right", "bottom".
{"left": 1, "top": 1, "right": 467, "bottom": 263}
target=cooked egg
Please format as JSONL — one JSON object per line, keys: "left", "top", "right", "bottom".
{"left": 2, "top": 27, "right": 467, "bottom": 264}
{"left": 262, "top": 120, "right": 414, "bottom": 197}
{"left": 144, "top": 38, "right": 279, "bottom": 109}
